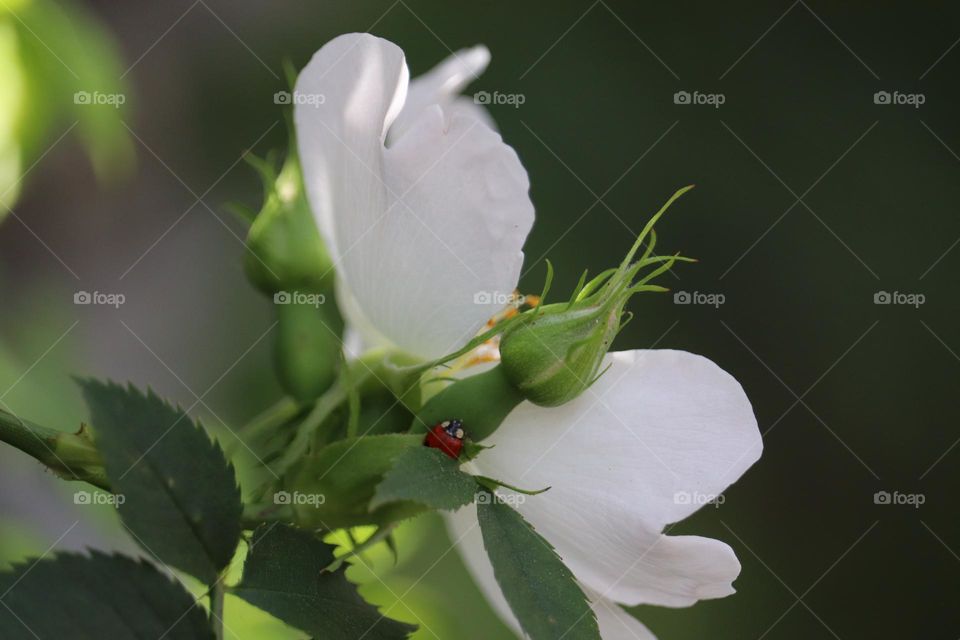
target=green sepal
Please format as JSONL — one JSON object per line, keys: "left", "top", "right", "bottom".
{"left": 285, "top": 434, "right": 425, "bottom": 530}
{"left": 243, "top": 137, "right": 334, "bottom": 296}
{"left": 461, "top": 440, "right": 494, "bottom": 461}
{"left": 475, "top": 475, "right": 550, "bottom": 496}
{"left": 499, "top": 185, "right": 695, "bottom": 407}
{"left": 410, "top": 364, "right": 524, "bottom": 442}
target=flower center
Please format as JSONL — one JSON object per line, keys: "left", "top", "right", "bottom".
{"left": 453, "top": 292, "right": 541, "bottom": 371}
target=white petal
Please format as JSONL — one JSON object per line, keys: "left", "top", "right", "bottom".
{"left": 390, "top": 45, "right": 491, "bottom": 141}
{"left": 588, "top": 590, "right": 658, "bottom": 640}
{"left": 296, "top": 34, "right": 533, "bottom": 359}
{"left": 467, "top": 349, "right": 762, "bottom": 607}
{"left": 446, "top": 505, "right": 658, "bottom": 639}
{"left": 294, "top": 33, "right": 408, "bottom": 257}
{"left": 445, "top": 95, "right": 498, "bottom": 131}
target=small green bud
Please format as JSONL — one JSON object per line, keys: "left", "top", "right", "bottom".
{"left": 244, "top": 146, "right": 334, "bottom": 296}
{"left": 500, "top": 302, "right": 619, "bottom": 407}
{"left": 499, "top": 186, "right": 695, "bottom": 407}
{"left": 274, "top": 298, "right": 342, "bottom": 402}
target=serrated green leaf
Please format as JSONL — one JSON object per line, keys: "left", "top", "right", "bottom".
{"left": 0, "top": 551, "right": 212, "bottom": 639}
{"left": 233, "top": 524, "right": 415, "bottom": 640}
{"left": 478, "top": 494, "right": 600, "bottom": 640}
{"left": 370, "top": 446, "right": 478, "bottom": 511}
{"left": 287, "top": 434, "right": 425, "bottom": 530}
{"left": 79, "top": 379, "right": 242, "bottom": 584}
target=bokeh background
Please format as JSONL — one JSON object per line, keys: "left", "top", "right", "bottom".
{"left": 1, "top": 1, "right": 959, "bottom": 638}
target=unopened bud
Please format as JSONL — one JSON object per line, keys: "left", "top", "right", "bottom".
{"left": 244, "top": 146, "right": 334, "bottom": 295}
{"left": 500, "top": 186, "right": 695, "bottom": 406}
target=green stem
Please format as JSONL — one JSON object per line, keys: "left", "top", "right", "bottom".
{"left": 241, "top": 501, "right": 295, "bottom": 529}
{"left": 273, "top": 377, "right": 352, "bottom": 475}
{"left": 210, "top": 574, "right": 226, "bottom": 640}
{"left": 0, "top": 409, "right": 109, "bottom": 490}
{"left": 228, "top": 396, "right": 301, "bottom": 455}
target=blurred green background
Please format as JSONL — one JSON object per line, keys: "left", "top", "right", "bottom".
{"left": 1, "top": 1, "right": 958, "bottom": 638}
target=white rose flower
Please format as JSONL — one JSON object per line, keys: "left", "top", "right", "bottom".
{"left": 295, "top": 33, "right": 762, "bottom": 638}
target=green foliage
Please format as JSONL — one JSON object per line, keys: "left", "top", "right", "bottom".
{"left": 287, "top": 434, "right": 425, "bottom": 530}
{"left": 233, "top": 524, "right": 416, "bottom": 640}
{"left": 79, "top": 379, "right": 242, "bottom": 585}
{"left": 477, "top": 493, "right": 600, "bottom": 640}
{"left": 0, "top": 551, "right": 212, "bottom": 639}
{"left": 371, "top": 446, "right": 478, "bottom": 511}
{"left": 9, "top": 0, "right": 133, "bottom": 191}
{"left": 0, "top": 19, "right": 24, "bottom": 212}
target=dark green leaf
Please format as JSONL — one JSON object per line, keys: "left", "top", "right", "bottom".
{"left": 0, "top": 551, "right": 212, "bottom": 640}
{"left": 370, "top": 446, "right": 478, "bottom": 511}
{"left": 233, "top": 524, "right": 416, "bottom": 640}
{"left": 79, "top": 379, "right": 242, "bottom": 584}
{"left": 477, "top": 493, "right": 600, "bottom": 640}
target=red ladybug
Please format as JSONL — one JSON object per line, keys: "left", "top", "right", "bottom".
{"left": 424, "top": 419, "right": 465, "bottom": 459}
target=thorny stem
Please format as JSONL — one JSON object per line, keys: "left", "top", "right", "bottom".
{"left": 0, "top": 408, "right": 109, "bottom": 490}
{"left": 0, "top": 406, "right": 305, "bottom": 530}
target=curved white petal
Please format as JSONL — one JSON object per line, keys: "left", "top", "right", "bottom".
{"left": 445, "top": 95, "right": 498, "bottom": 132}
{"left": 390, "top": 45, "right": 491, "bottom": 141}
{"left": 446, "top": 505, "right": 657, "bottom": 639}
{"left": 295, "top": 34, "right": 533, "bottom": 359}
{"left": 588, "top": 589, "right": 658, "bottom": 640}
{"left": 466, "top": 349, "right": 762, "bottom": 607}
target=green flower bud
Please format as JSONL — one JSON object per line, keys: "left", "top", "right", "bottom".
{"left": 274, "top": 298, "right": 342, "bottom": 402}
{"left": 243, "top": 145, "right": 334, "bottom": 296}
{"left": 499, "top": 186, "right": 695, "bottom": 407}
{"left": 241, "top": 135, "right": 346, "bottom": 401}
